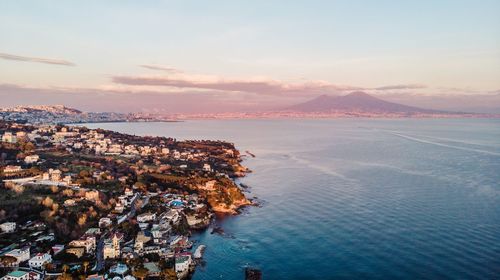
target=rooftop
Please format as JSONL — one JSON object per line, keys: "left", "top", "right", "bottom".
{"left": 8, "top": 271, "right": 28, "bottom": 278}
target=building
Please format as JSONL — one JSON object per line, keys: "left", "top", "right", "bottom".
{"left": 69, "top": 235, "right": 96, "bottom": 253}
{"left": 5, "top": 246, "right": 30, "bottom": 265}
{"left": 99, "top": 217, "right": 112, "bottom": 228}
{"left": 50, "top": 169, "right": 62, "bottom": 181}
{"left": 28, "top": 253, "right": 52, "bottom": 269}
{"left": 0, "top": 222, "right": 16, "bottom": 233}
{"left": 103, "top": 232, "right": 123, "bottom": 259}
{"left": 1, "top": 132, "right": 17, "bottom": 143}
{"left": 51, "top": 245, "right": 65, "bottom": 255}
{"left": 136, "top": 212, "right": 156, "bottom": 223}
{"left": 2, "top": 270, "right": 29, "bottom": 280}
{"left": 2, "top": 166, "right": 22, "bottom": 174}
{"left": 24, "top": 155, "right": 40, "bottom": 164}
{"left": 86, "top": 275, "right": 105, "bottom": 280}
{"left": 202, "top": 163, "right": 212, "bottom": 172}
{"left": 64, "top": 199, "right": 76, "bottom": 207}
{"left": 66, "top": 247, "right": 85, "bottom": 258}
{"left": 85, "top": 190, "right": 100, "bottom": 201}
{"left": 124, "top": 188, "right": 133, "bottom": 196}
{"left": 175, "top": 253, "right": 193, "bottom": 275}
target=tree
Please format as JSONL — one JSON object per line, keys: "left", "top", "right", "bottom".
{"left": 133, "top": 267, "right": 149, "bottom": 280}
{"left": 160, "top": 268, "right": 178, "bottom": 280}
{"left": 0, "top": 255, "right": 17, "bottom": 267}
{"left": 57, "top": 264, "right": 72, "bottom": 280}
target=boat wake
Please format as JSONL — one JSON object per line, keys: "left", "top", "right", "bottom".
{"left": 389, "top": 132, "right": 500, "bottom": 157}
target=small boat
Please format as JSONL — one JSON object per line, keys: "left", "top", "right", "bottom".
{"left": 193, "top": 245, "right": 206, "bottom": 259}
{"left": 245, "top": 150, "right": 256, "bottom": 157}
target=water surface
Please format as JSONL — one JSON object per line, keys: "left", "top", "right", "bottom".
{"left": 86, "top": 119, "right": 500, "bottom": 279}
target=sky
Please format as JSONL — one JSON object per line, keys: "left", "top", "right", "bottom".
{"left": 1, "top": 0, "right": 499, "bottom": 113}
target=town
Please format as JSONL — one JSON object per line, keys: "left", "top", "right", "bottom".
{"left": 0, "top": 120, "right": 252, "bottom": 280}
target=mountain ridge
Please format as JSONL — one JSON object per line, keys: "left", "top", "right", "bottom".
{"left": 286, "top": 91, "right": 448, "bottom": 114}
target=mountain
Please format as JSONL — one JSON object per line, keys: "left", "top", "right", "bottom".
{"left": 287, "top": 91, "right": 444, "bottom": 114}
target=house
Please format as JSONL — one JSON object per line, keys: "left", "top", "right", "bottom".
{"left": 137, "top": 212, "right": 156, "bottom": 223}
{"left": 202, "top": 163, "right": 212, "bottom": 172}
{"left": 170, "top": 236, "right": 192, "bottom": 249}
{"left": 64, "top": 199, "right": 76, "bottom": 207}
{"left": 99, "top": 217, "right": 112, "bottom": 228}
{"left": 5, "top": 246, "right": 30, "bottom": 265}
{"left": 85, "top": 228, "right": 101, "bottom": 236}
{"left": 66, "top": 247, "right": 85, "bottom": 258}
{"left": 85, "top": 190, "right": 100, "bottom": 201}
{"left": 49, "top": 169, "right": 62, "bottom": 181}
{"left": 51, "top": 245, "right": 65, "bottom": 255}
{"left": 2, "top": 166, "right": 22, "bottom": 174}
{"left": 24, "top": 155, "right": 40, "bottom": 164}
{"left": 2, "top": 270, "right": 29, "bottom": 280}
{"left": 143, "top": 246, "right": 161, "bottom": 255}
{"left": 69, "top": 235, "right": 96, "bottom": 253}
{"left": 0, "top": 222, "right": 16, "bottom": 233}
{"left": 1, "top": 132, "right": 17, "bottom": 143}
{"left": 124, "top": 188, "right": 134, "bottom": 196}
{"left": 114, "top": 203, "right": 124, "bottom": 213}
{"left": 175, "top": 253, "right": 193, "bottom": 275}
{"left": 28, "top": 253, "right": 52, "bottom": 269}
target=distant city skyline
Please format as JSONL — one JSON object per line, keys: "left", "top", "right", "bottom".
{"left": 1, "top": 1, "right": 499, "bottom": 113}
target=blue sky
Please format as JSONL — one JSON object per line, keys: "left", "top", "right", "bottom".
{"left": 0, "top": 1, "right": 499, "bottom": 112}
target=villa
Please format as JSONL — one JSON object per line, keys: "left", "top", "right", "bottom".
{"left": 28, "top": 253, "right": 52, "bottom": 269}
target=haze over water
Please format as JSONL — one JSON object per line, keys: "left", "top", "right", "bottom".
{"left": 87, "top": 119, "right": 500, "bottom": 279}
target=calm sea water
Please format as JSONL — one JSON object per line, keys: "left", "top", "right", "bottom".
{"left": 86, "top": 119, "right": 500, "bottom": 279}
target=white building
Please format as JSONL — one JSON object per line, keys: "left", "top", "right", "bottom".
{"left": 1, "top": 132, "right": 17, "bottom": 143}
{"left": 24, "top": 155, "right": 40, "bottom": 164}
{"left": 5, "top": 247, "right": 30, "bottom": 265}
{"left": 137, "top": 212, "right": 156, "bottom": 223}
{"left": 175, "top": 253, "right": 192, "bottom": 274}
{"left": 28, "top": 253, "right": 52, "bottom": 269}
{"left": 0, "top": 222, "right": 16, "bottom": 233}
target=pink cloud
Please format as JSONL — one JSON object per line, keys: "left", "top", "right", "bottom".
{"left": 112, "top": 73, "right": 361, "bottom": 96}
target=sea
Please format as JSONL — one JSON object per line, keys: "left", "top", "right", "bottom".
{"left": 86, "top": 119, "right": 500, "bottom": 279}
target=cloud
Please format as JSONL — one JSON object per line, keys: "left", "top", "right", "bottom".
{"left": 373, "top": 84, "right": 427, "bottom": 90}
{"left": 0, "top": 83, "right": 284, "bottom": 113}
{"left": 112, "top": 72, "right": 361, "bottom": 96}
{"left": 0, "top": 52, "right": 75, "bottom": 66}
{"left": 139, "top": 64, "right": 181, "bottom": 73}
